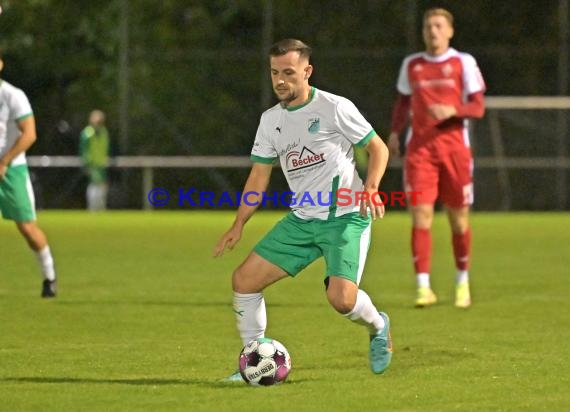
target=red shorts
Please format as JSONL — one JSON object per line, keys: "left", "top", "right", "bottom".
{"left": 404, "top": 146, "right": 473, "bottom": 208}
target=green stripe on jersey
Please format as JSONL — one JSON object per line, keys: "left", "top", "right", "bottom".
{"left": 250, "top": 155, "right": 276, "bottom": 164}
{"left": 16, "top": 112, "right": 34, "bottom": 123}
{"left": 286, "top": 87, "right": 316, "bottom": 112}
{"left": 355, "top": 129, "right": 376, "bottom": 147}
{"left": 327, "top": 175, "right": 340, "bottom": 220}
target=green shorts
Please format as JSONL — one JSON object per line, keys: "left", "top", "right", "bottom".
{"left": 0, "top": 164, "right": 37, "bottom": 222}
{"left": 253, "top": 212, "right": 371, "bottom": 284}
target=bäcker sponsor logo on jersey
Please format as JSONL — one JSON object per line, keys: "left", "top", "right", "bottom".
{"left": 307, "top": 117, "right": 320, "bottom": 134}
{"left": 286, "top": 146, "right": 325, "bottom": 172}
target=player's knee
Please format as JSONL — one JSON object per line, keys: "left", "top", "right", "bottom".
{"left": 411, "top": 207, "right": 433, "bottom": 229}
{"left": 412, "top": 218, "right": 432, "bottom": 230}
{"left": 326, "top": 290, "right": 356, "bottom": 314}
{"left": 451, "top": 220, "right": 469, "bottom": 234}
{"left": 232, "top": 267, "right": 248, "bottom": 293}
{"left": 448, "top": 209, "right": 469, "bottom": 233}
{"left": 232, "top": 265, "right": 262, "bottom": 294}
{"left": 329, "top": 297, "right": 355, "bottom": 314}
{"left": 326, "top": 277, "right": 358, "bottom": 314}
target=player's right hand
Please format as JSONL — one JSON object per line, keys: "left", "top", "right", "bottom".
{"left": 213, "top": 225, "right": 242, "bottom": 257}
{"left": 387, "top": 132, "right": 401, "bottom": 157}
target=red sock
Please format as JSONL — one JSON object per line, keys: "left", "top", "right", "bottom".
{"left": 452, "top": 228, "right": 471, "bottom": 271}
{"left": 412, "top": 228, "right": 431, "bottom": 274}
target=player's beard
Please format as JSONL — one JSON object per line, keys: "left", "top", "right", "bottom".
{"left": 275, "top": 88, "right": 297, "bottom": 108}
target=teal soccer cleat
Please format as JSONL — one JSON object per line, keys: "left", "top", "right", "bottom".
{"left": 369, "top": 312, "right": 393, "bottom": 374}
{"left": 222, "top": 370, "right": 244, "bottom": 382}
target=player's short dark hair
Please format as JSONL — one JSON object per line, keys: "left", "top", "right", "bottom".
{"left": 269, "top": 39, "right": 312, "bottom": 60}
{"left": 423, "top": 8, "right": 454, "bottom": 27}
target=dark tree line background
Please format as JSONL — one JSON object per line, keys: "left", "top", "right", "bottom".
{"left": 0, "top": 0, "right": 567, "bottom": 210}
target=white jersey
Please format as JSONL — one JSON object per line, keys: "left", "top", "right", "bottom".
{"left": 251, "top": 87, "right": 376, "bottom": 220}
{"left": 0, "top": 80, "right": 34, "bottom": 167}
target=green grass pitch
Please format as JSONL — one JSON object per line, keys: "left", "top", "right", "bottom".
{"left": 0, "top": 211, "right": 568, "bottom": 411}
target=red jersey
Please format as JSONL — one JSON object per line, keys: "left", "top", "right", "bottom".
{"left": 396, "top": 48, "right": 486, "bottom": 152}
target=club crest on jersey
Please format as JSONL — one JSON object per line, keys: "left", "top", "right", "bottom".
{"left": 286, "top": 146, "right": 325, "bottom": 171}
{"left": 442, "top": 63, "right": 453, "bottom": 77}
{"left": 307, "top": 118, "right": 320, "bottom": 134}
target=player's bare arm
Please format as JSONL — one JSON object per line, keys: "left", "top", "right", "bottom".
{"left": 387, "top": 132, "right": 400, "bottom": 157}
{"left": 361, "top": 135, "right": 389, "bottom": 220}
{"left": 0, "top": 116, "right": 37, "bottom": 180}
{"left": 427, "top": 104, "right": 457, "bottom": 120}
{"left": 213, "top": 162, "right": 273, "bottom": 257}
{"left": 429, "top": 91, "right": 485, "bottom": 121}
{"left": 0, "top": 158, "right": 6, "bottom": 180}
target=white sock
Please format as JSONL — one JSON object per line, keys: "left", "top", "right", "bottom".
{"left": 94, "top": 186, "right": 103, "bottom": 210}
{"left": 87, "top": 184, "right": 97, "bottom": 211}
{"left": 95, "top": 185, "right": 108, "bottom": 210}
{"left": 101, "top": 185, "right": 108, "bottom": 210}
{"left": 416, "top": 272, "right": 430, "bottom": 288}
{"left": 456, "top": 270, "right": 469, "bottom": 285}
{"left": 233, "top": 292, "right": 267, "bottom": 346}
{"left": 35, "top": 246, "right": 56, "bottom": 281}
{"left": 344, "top": 289, "right": 385, "bottom": 335}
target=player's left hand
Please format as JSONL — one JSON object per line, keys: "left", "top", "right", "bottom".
{"left": 213, "top": 224, "right": 243, "bottom": 257}
{"left": 359, "top": 189, "right": 385, "bottom": 220}
{"left": 428, "top": 104, "right": 457, "bottom": 120}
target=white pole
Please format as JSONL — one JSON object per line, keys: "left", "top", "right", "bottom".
{"left": 261, "top": 0, "right": 274, "bottom": 110}
{"left": 119, "top": 0, "right": 130, "bottom": 155}
{"left": 557, "top": 0, "right": 568, "bottom": 209}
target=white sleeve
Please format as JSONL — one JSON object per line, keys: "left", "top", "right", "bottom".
{"left": 250, "top": 115, "right": 277, "bottom": 162}
{"left": 335, "top": 98, "right": 374, "bottom": 145}
{"left": 461, "top": 53, "right": 486, "bottom": 95}
{"left": 9, "top": 89, "right": 33, "bottom": 121}
{"left": 396, "top": 57, "right": 412, "bottom": 95}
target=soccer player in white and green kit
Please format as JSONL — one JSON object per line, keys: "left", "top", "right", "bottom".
{"left": 0, "top": 55, "right": 58, "bottom": 297}
{"left": 214, "top": 39, "right": 392, "bottom": 379}
{"left": 79, "top": 110, "right": 110, "bottom": 211}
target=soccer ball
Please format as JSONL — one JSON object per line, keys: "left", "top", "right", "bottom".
{"left": 238, "top": 337, "right": 291, "bottom": 386}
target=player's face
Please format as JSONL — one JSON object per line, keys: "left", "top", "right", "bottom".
{"left": 270, "top": 51, "right": 312, "bottom": 107}
{"left": 89, "top": 112, "right": 105, "bottom": 129}
{"left": 423, "top": 15, "right": 454, "bottom": 55}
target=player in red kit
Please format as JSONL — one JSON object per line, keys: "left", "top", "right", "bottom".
{"left": 387, "top": 8, "right": 486, "bottom": 308}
